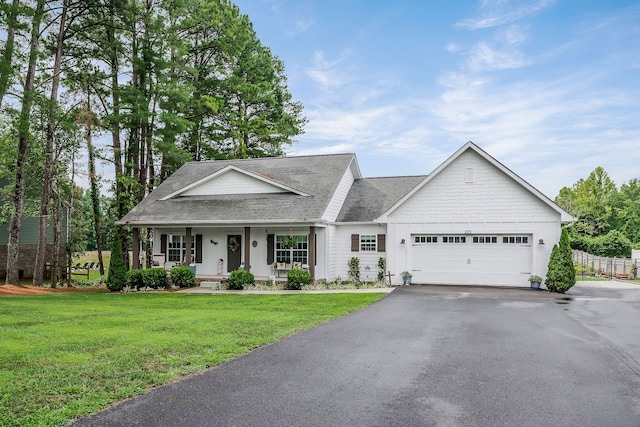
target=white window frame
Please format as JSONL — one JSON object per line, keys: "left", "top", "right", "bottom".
{"left": 276, "top": 235, "right": 308, "bottom": 264}
{"left": 360, "top": 234, "right": 377, "bottom": 252}
{"left": 167, "top": 235, "right": 195, "bottom": 263}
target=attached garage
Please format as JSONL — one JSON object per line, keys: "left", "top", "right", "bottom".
{"left": 377, "top": 142, "right": 573, "bottom": 287}
{"left": 410, "top": 234, "right": 533, "bottom": 285}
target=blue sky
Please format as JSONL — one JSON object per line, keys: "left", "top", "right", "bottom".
{"left": 233, "top": 0, "right": 640, "bottom": 199}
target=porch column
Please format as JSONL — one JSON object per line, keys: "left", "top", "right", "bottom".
{"left": 309, "top": 226, "right": 316, "bottom": 281}
{"left": 244, "top": 227, "right": 251, "bottom": 272}
{"left": 184, "top": 227, "right": 192, "bottom": 265}
{"left": 132, "top": 228, "right": 140, "bottom": 270}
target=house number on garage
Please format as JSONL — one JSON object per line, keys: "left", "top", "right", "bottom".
{"left": 464, "top": 230, "right": 472, "bottom": 234}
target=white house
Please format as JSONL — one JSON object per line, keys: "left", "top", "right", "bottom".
{"left": 119, "top": 141, "right": 573, "bottom": 287}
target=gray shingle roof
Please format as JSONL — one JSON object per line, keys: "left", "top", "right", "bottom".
{"left": 120, "top": 154, "right": 357, "bottom": 225}
{"left": 336, "top": 176, "right": 426, "bottom": 222}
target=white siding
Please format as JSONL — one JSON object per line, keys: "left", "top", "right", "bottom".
{"left": 390, "top": 150, "right": 558, "bottom": 223}
{"left": 386, "top": 150, "right": 561, "bottom": 286}
{"left": 322, "top": 160, "right": 356, "bottom": 222}
{"left": 327, "top": 225, "right": 338, "bottom": 280}
{"left": 182, "top": 170, "right": 287, "bottom": 196}
{"left": 332, "top": 224, "right": 386, "bottom": 282}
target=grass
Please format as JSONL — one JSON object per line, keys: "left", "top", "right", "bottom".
{"left": 0, "top": 291, "right": 385, "bottom": 426}
{"left": 575, "top": 275, "right": 609, "bottom": 281}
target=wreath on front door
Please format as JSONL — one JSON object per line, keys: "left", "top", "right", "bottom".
{"left": 228, "top": 237, "right": 240, "bottom": 252}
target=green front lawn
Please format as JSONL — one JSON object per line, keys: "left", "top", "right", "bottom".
{"left": 0, "top": 291, "right": 385, "bottom": 426}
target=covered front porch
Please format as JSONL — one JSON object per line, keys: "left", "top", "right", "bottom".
{"left": 130, "top": 224, "right": 326, "bottom": 282}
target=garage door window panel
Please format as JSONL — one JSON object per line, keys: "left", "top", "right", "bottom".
{"left": 472, "top": 236, "right": 497, "bottom": 244}
{"left": 503, "top": 236, "right": 529, "bottom": 244}
{"left": 443, "top": 236, "right": 466, "bottom": 243}
{"left": 414, "top": 235, "right": 438, "bottom": 244}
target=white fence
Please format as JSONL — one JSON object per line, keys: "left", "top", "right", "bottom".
{"left": 573, "top": 250, "right": 638, "bottom": 278}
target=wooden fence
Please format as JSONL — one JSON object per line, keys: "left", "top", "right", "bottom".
{"left": 572, "top": 250, "right": 638, "bottom": 279}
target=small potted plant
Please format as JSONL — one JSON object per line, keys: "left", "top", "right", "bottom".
{"left": 528, "top": 274, "right": 543, "bottom": 289}
{"left": 401, "top": 271, "right": 413, "bottom": 285}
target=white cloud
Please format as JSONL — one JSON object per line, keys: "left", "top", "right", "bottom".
{"left": 496, "top": 25, "right": 527, "bottom": 46}
{"left": 445, "top": 43, "right": 461, "bottom": 52}
{"left": 456, "top": 0, "right": 555, "bottom": 30}
{"left": 428, "top": 66, "right": 640, "bottom": 196}
{"left": 466, "top": 42, "right": 528, "bottom": 71}
{"left": 305, "top": 50, "right": 351, "bottom": 88}
{"left": 286, "top": 18, "right": 314, "bottom": 36}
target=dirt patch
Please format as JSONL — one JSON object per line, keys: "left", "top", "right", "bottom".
{"left": 0, "top": 284, "right": 107, "bottom": 296}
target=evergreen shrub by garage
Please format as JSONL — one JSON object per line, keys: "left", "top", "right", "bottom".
{"left": 170, "top": 266, "right": 196, "bottom": 288}
{"left": 125, "top": 269, "right": 145, "bottom": 290}
{"left": 545, "top": 228, "right": 576, "bottom": 293}
{"left": 142, "top": 268, "right": 168, "bottom": 289}
{"left": 287, "top": 268, "right": 311, "bottom": 290}
{"left": 227, "top": 270, "right": 254, "bottom": 290}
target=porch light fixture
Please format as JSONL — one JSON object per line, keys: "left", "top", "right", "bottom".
{"left": 400, "top": 238, "right": 406, "bottom": 244}
{"left": 538, "top": 239, "right": 545, "bottom": 245}
{"left": 210, "top": 240, "right": 218, "bottom": 245}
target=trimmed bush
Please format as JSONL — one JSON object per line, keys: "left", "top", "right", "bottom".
{"left": 592, "top": 230, "right": 632, "bottom": 258}
{"left": 106, "top": 233, "right": 127, "bottom": 292}
{"left": 125, "top": 269, "right": 145, "bottom": 290}
{"left": 142, "top": 268, "right": 168, "bottom": 289}
{"left": 569, "top": 229, "right": 632, "bottom": 258}
{"left": 227, "top": 270, "right": 254, "bottom": 290}
{"left": 287, "top": 268, "right": 311, "bottom": 290}
{"left": 170, "top": 266, "right": 196, "bottom": 288}
{"left": 546, "top": 228, "right": 576, "bottom": 293}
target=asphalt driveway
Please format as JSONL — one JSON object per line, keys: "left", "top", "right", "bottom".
{"left": 73, "top": 285, "right": 640, "bottom": 427}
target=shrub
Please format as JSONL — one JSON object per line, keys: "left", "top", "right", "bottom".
{"left": 546, "top": 228, "right": 576, "bottom": 293}
{"left": 142, "top": 268, "right": 168, "bottom": 289}
{"left": 287, "top": 268, "right": 311, "bottom": 290}
{"left": 592, "top": 230, "right": 632, "bottom": 258}
{"left": 377, "top": 257, "right": 386, "bottom": 282}
{"left": 170, "top": 266, "right": 196, "bottom": 288}
{"left": 106, "top": 233, "right": 127, "bottom": 292}
{"left": 227, "top": 270, "right": 254, "bottom": 290}
{"left": 125, "top": 269, "right": 145, "bottom": 290}
{"left": 347, "top": 257, "right": 360, "bottom": 281}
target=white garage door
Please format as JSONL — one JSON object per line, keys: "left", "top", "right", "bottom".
{"left": 410, "top": 234, "right": 532, "bottom": 286}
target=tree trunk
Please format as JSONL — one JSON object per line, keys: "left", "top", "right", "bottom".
{"left": 5, "top": 0, "right": 45, "bottom": 285}
{"left": 86, "top": 112, "right": 104, "bottom": 280}
{"left": 34, "top": 0, "right": 68, "bottom": 286}
{"left": 51, "top": 181, "right": 62, "bottom": 288}
{"left": 107, "top": 0, "right": 121, "bottom": 277}
{"left": 0, "top": 0, "right": 20, "bottom": 107}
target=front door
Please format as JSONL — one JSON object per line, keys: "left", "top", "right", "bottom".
{"left": 227, "top": 235, "right": 242, "bottom": 272}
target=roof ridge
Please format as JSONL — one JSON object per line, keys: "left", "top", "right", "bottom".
{"left": 184, "top": 153, "right": 356, "bottom": 165}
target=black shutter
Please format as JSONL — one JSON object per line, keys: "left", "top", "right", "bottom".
{"left": 377, "top": 234, "right": 386, "bottom": 252}
{"left": 267, "top": 234, "right": 274, "bottom": 264}
{"left": 195, "top": 235, "right": 202, "bottom": 263}
{"left": 351, "top": 234, "right": 360, "bottom": 252}
{"left": 160, "top": 234, "right": 167, "bottom": 254}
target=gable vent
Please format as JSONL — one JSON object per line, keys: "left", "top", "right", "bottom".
{"left": 465, "top": 168, "right": 474, "bottom": 183}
